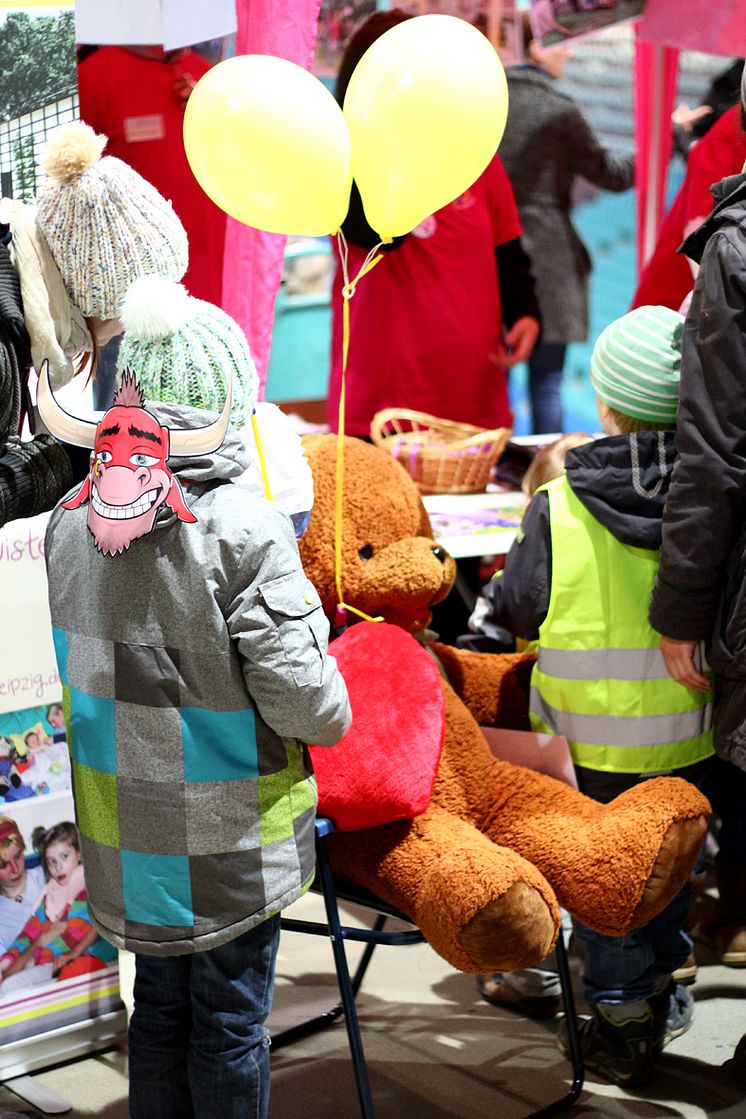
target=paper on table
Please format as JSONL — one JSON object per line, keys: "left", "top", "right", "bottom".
{"left": 482, "top": 726, "right": 578, "bottom": 789}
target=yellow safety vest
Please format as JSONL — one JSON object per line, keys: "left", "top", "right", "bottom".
{"left": 530, "top": 475, "right": 714, "bottom": 773}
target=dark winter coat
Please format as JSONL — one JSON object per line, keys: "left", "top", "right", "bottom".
{"left": 0, "top": 242, "right": 75, "bottom": 528}
{"left": 498, "top": 67, "right": 634, "bottom": 343}
{"left": 650, "top": 170, "right": 746, "bottom": 769}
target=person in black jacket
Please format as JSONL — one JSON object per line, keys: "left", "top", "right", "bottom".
{"left": 649, "top": 78, "right": 746, "bottom": 972}
{"left": 0, "top": 238, "right": 75, "bottom": 527}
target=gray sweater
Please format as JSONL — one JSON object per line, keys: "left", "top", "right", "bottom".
{"left": 45, "top": 404, "right": 351, "bottom": 956}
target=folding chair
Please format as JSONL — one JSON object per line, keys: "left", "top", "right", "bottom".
{"left": 275, "top": 817, "right": 585, "bottom": 1119}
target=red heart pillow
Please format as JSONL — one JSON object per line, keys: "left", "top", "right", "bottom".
{"left": 308, "top": 621, "right": 445, "bottom": 830}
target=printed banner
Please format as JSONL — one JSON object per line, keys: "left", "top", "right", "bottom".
{"left": 530, "top": 0, "right": 645, "bottom": 47}
{"left": 74, "top": 0, "right": 237, "bottom": 52}
{"left": 0, "top": 513, "right": 125, "bottom": 1060}
{"left": 0, "top": 514, "right": 60, "bottom": 716}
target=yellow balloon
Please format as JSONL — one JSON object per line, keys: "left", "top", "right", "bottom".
{"left": 343, "top": 15, "right": 509, "bottom": 240}
{"left": 184, "top": 55, "right": 351, "bottom": 236}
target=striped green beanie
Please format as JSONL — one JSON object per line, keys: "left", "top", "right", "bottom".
{"left": 590, "top": 305, "right": 684, "bottom": 425}
{"left": 116, "top": 277, "right": 258, "bottom": 430}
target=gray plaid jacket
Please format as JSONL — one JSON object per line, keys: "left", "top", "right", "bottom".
{"left": 45, "top": 405, "right": 350, "bottom": 956}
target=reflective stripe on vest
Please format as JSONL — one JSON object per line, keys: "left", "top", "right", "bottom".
{"left": 529, "top": 475, "right": 713, "bottom": 774}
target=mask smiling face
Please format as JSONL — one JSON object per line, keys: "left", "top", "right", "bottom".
{"left": 38, "top": 365, "right": 235, "bottom": 553}
{"left": 59, "top": 372, "right": 199, "bottom": 555}
{"left": 87, "top": 410, "right": 173, "bottom": 555}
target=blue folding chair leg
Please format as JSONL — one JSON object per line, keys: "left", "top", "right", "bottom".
{"left": 274, "top": 818, "right": 584, "bottom": 1119}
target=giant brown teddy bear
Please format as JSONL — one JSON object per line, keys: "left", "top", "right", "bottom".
{"left": 300, "top": 435, "right": 710, "bottom": 973}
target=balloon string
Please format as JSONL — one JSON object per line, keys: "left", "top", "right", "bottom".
{"left": 334, "top": 229, "right": 384, "bottom": 626}
{"left": 251, "top": 408, "right": 273, "bottom": 502}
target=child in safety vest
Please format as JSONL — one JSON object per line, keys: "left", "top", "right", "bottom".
{"left": 474, "top": 305, "right": 714, "bottom": 1089}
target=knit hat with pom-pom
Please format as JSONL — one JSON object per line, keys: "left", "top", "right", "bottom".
{"left": 116, "top": 277, "right": 258, "bottom": 430}
{"left": 35, "top": 122, "right": 188, "bottom": 320}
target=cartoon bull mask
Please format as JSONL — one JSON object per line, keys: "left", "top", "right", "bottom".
{"left": 38, "top": 363, "right": 232, "bottom": 556}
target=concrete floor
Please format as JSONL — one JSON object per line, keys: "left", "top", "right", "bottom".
{"left": 0, "top": 890, "right": 744, "bottom": 1119}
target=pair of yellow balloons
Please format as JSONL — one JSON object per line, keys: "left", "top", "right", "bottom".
{"left": 183, "top": 15, "right": 509, "bottom": 241}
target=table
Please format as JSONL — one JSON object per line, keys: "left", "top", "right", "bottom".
{"left": 422, "top": 489, "right": 527, "bottom": 559}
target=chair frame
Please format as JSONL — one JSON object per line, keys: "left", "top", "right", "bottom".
{"left": 274, "top": 818, "right": 585, "bottom": 1119}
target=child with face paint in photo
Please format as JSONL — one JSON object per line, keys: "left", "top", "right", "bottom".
{"left": 0, "top": 121, "right": 188, "bottom": 529}
{"left": 0, "top": 821, "right": 116, "bottom": 996}
{"left": 40, "top": 290, "right": 351, "bottom": 1118}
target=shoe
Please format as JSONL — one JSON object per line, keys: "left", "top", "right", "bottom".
{"left": 672, "top": 951, "right": 698, "bottom": 985}
{"left": 697, "top": 915, "right": 746, "bottom": 966}
{"left": 557, "top": 1004, "right": 654, "bottom": 1088}
{"left": 649, "top": 980, "right": 694, "bottom": 1053}
{"left": 477, "top": 974, "right": 561, "bottom": 1020}
{"left": 695, "top": 862, "right": 746, "bottom": 966}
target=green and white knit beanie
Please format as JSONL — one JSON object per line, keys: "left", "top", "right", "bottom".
{"left": 590, "top": 305, "right": 684, "bottom": 425}
{"left": 35, "top": 123, "right": 188, "bottom": 320}
{"left": 116, "top": 277, "right": 258, "bottom": 431}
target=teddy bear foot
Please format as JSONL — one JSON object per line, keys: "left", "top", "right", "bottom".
{"left": 413, "top": 844, "right": 560, "bottom": 974}
{"left": 328, "top": 804, "right": 560, "bottom": 974}
{"left": 458, "top": 882, "right": 559, "bottom": 974}
{"left": 490, "top": 773, "right": 710, "bottom": 938}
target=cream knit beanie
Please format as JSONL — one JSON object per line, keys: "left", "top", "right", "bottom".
{"left": 35, "top": 123, "right": 188, "bottom": 320}
{"left": 117, "top": 277, "right": 258, "bottom": 431}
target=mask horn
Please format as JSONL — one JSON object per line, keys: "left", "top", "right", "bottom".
{"left": 168, "top": 369, "right": 233, "bottom": 458}
{"left": 36, "top": 361, "right": 100, "bottom": 448}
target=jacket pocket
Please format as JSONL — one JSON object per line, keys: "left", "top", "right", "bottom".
{"left": 259, "top": 571, "right": 327, "bottom": 687}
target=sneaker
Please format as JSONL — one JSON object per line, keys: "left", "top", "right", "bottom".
{"left": 477, "top": 974, "right": 561, "bottom": 1020}
{"left": 557, "top": 1004, "right": 654, "bottom": 1087}
{"left": 649, "top": 980, "right": 694, "bottom": 1053}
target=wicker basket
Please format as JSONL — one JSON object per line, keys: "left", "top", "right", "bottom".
{"left": 370, "top": 409, "right": 511, "bottom": 495}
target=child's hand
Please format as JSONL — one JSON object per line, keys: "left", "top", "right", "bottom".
{"left": 491, "top": 317, "right": 541, "bottom": 370}
{"left": 36, "top": 919, "right": 68, "bottom": 947}
{"left": 52, "top": 951, "right": 75, "bottom": 976}
{"left": 659, "top": 636, "right": 710, "bottom": 692}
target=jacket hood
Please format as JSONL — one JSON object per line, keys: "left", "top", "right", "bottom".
{"left": 564, "top": 431, "right": 677, "bottom": 549}
{"left": 149, "top": 401, "right": 249, "bottom": 485}
{"left": 681, "top": 170, "right": 746, "bottom": 263}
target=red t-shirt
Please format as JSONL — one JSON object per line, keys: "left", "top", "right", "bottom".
{"left": 633, "top": 106, "right": 746, "bottom": 312}
{"left": 328, "top": 154, "right": 522, "bottom": 436}
{"left": 78, "top": 47, "right": 227, "bottom": 306}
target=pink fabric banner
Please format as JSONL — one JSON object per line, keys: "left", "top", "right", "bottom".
{"left": 221, "top": 0, "right": 322, "bottom": 394}
{"left": 634, "top": 31, "right": 679, "bottom": 272}
{"left": 638, "top": 0, "right": 746, "bottom": 57}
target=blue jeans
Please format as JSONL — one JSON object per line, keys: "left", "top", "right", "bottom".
{"left": 528, "top": 342, "right": 566, "bottom": 435}
{"left": 572, "top": 885, "right": 693, "bottom": 1006}
{"left": 129, "top": 914, "right": 281, "bottom": 1119}
{"left": 572, "top": 759, "right": 713, "bottom": 1006}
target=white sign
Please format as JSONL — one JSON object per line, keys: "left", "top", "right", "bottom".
{"left": 75, "top": 0, "right": 237, "bottom": 51}
{"left": 0, "top": 512, "right": 59, "bottom": 717}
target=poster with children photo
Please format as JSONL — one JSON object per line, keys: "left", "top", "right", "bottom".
{"left": 0, "top": 795, "right": 122, "bottom": 1049}
{"left": 0, "top": 703, "right": 71, "bottom": 801}
{"left": 0, "top": 813, "right": 117, "bottom": 1007}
